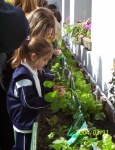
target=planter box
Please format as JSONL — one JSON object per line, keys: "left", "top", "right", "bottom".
{"left": 78, "top": 35, "right": 84, "bottom": 45}
{"left": 63, "top": 23, "right": 69, "bottom": 29}
{"left": 64, "top": 41, "right": 115, "bottom": 126}
{"left": 83, "top": 37, "right": 92, "bottom": 51}
{"left": 75, "top": 36, "right": 92, "bottom": 51}
{"left": 104, "top": 99, "right": 115, "bottom": 125}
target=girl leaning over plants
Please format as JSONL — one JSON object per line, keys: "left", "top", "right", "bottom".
{"left": 7, "top": 36, "right": 65, "bottom": 150}
{"left": 27, "top": 7, "right": 62, "bottom": 55}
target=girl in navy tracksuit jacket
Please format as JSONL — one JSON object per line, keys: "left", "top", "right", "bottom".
{"left": 7, "top": 36, "right": 65, "bottom": 150}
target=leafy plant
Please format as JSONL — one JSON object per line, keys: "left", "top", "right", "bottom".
{"left": 63, "top": 18, "right": 91, "bottom": 45}
{"left": 97, "top": 134, "right": 115, "bottom": 150}
{"left": 71, "top": 22, "right": 83, "bottom": 43}
{"left": 42, "top": 40, "right": 110, "bottom": 149}
{"left": 49, "top": 137, "right": 72, "bottom": 150}
{"left": 51, "top": 125, "right": 68, "bottom": 137}
{"left": 46, "top": 115, "right": 59, "bottom": 127}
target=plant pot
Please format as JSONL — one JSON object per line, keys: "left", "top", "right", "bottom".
{"left": 63, "top": 23, "right": 68, "bottom": 29}
{"left": 83, "top": 37, "right": 92, "bottom": 51}
{"left": 78, "top": 35, "right": 84, "bottom": 45}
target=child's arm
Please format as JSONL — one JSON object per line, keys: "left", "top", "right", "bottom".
{"left": 11, "top": 77, "right": 49, "bottom": 109}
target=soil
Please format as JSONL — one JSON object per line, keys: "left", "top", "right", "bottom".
{"left": 38, "top": 107, "right": 73, "bottom": 150}
{"left": 38, "top": 107, "right": 115, "bottom": 150}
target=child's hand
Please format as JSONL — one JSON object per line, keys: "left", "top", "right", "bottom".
{"left": 53, "top": 85, "right": 65, "bottom": 95}
{"left": 54, "top": 48, "right": 62, "bottom": 55}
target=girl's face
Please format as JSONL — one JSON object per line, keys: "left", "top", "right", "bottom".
{"left": 46, "top": 28, "right": 53, "bottom": 39}
{"left": 31, "top": 53, "right": 52, "bottom": 70}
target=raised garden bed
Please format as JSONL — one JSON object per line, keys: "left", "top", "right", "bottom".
{"left": 34, "top": 40, "right": 115, "bottom": 149}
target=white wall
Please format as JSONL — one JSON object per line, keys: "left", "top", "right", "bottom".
{"left": 57, "top": 0, "right": 115, "bottom": 95}
{"left": 91, "top": 0, "right": 115, "bottom": 93}
{"left": 74, "top": 0, "right": 92, "bottom": 22}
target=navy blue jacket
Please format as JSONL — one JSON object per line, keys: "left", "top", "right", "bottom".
{"left": 7, "top": 65, "right": 55, "bottom": 130}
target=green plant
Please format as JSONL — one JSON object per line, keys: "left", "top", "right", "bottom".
{"left": 97, "top": 134, "right": 115, "bottom": 150}
{"left": 63, "top": 18, "right": 91, "bottom": 45}
{"left": 51, "top": 125, "right": 68, "bottom": 137}
{"left": 49, "top": 137, "right": 72, "bottom": 150}
{"left": 41, "top": 40, "right": 114, "bottom": 150}
{"left": 46, "top": 115, "right": 59, "bottom": 127}
{"left": 71, "top": 22, "right": 83, "bottom": 43}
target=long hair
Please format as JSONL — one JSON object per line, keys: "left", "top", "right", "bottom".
{"left": 11, "top": 37, "right": 53, "bottom": 69}
{"left": 12, "top": 0, "right": 38, "bottom": 14}
{"left": 27, "top": 7, "right": 55, "bottom": 42}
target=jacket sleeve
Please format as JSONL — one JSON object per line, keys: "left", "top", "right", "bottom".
{"left": 42, "top": 67, "right": 55, "bottom": 81}
{"left": 13, "top": 78, "right": 49, "bottom": 109}
{"left": 41, "top": 68, "right": 55, "bottom": 94}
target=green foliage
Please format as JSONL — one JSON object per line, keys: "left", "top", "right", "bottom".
{"left": 71, "top": 23, "right": 83, "bottom": 43}
{"left": 97, "top": 134, "right": 115, "bottom": 150}
{"left": 51, "top": 125, "right": 68, "bottom": 137}
{"left": 43, "top": 81, "right": 54, "bottom": 88}
{"left": 49, "top": 137, "right": 72, "bottom": 150}
{"left": 43, "top": 40, "right": 108, "bottom": 149}
{"left": 63, "top": 19, "right": 91, "bottom": 44}
{"left": 44, "top": 89, "right": 73, "bottom": 112}
{"left": 46, "top": 115, "right": 59, "bottom": 127}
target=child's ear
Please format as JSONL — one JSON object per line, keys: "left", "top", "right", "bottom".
{"left": 31, "top": 53, "right": 37, "bottom": 61}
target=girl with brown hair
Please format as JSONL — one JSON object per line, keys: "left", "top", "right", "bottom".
{"left": 7, "top": 36, "right": 65, "bottom": 150}
{"left": 12, "top": 0, "right": 38, "bottom": 15}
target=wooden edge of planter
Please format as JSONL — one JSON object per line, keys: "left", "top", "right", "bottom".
{"left": 63, "top": 23, "right": 69, "bottom": 29}
{"left": 78, "top": 35, "right": 84, "bottom": 45}
{"left": 90, "top": 81, "right": 115, "bottom": 126}
{"left": 82, "top": 37, "right": 92, "bottom": 51}
{"left": 30, "top": 115, "right": 39, "bottom": 150}
{"left": 104, "top": 99, "right": 115, "bottom": 125}
{"left": 13, "top": 115, "right": 39, "bottom": 150}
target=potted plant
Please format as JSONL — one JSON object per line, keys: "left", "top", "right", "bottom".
{"left": 71, "top": 22, "right": 84, "bottom": 44}
{"left": 63, "top": 16, "right": 70, "bottom": 29}
{"left": 81, "top": 19, "right": 92, "bottom": 50}
{"left": 64, "top": 18, "right": 92, "bottom": 50}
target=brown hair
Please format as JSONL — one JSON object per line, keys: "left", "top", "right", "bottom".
{"left": 51, "top": 9, "right": 61, "bottom": 23}
{"left": 12, "top": 0, "right": 38, "bottom": 14}
{"left": 37, "top": 0, "right": 48, "bottom": 7}
{"left": 45, "top": 4, "right": 61, "bottom": 23}
{"left": 11, "top": 37, "right": 53, "bottom": 69}
{"left": 27, "top": 7, "right": 56, "bottom": 42}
